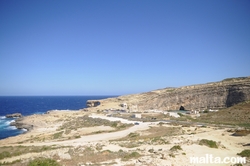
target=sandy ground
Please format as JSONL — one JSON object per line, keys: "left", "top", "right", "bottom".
{"left": 0, "top": 111, "right": 250, "bottom": 166}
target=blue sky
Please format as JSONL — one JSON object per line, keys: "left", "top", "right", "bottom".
{"left": 0, "top": 0, "right": 250, "bottom": 96}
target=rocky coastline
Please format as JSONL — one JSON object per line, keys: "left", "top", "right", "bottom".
{"left": 10, "top": 118, "right": 33, "bottom": 131}
{"left": 0, "top": 77, "right": 249, "bottom": 165}
{"left": 4, "top": 113, "right": 31, "bottom": 132}
{"left": 5, "top": 113, "right": 22, "bottom": 118}
{"left": 87, "top": 77, "right": 250, "bottom": 111}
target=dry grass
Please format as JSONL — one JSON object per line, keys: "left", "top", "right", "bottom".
{"left": 111, "top": 126, "right": 183, "bottom": 150}
{"left": 59, "top": 146, "right": 140, "bottom": 166}
{"left": 115, "top": 126, "right": 183, "bottom": 142}
{"left": 0, "top": 145, "right": 66, "bottom": 165}
{"left": 0, "top": 145, "right": 142, "bottom": 166}
{"left": 23, "top": 115, "right": 133, "bottom": 143}
{"left": 0, "top": 145, "right": 62, "bottom": 160}
{"left": 58, "top": 115, "right": 132, "bottom": 132}
{"left": 198, "top": 101, "right": 250, "bottom": 127}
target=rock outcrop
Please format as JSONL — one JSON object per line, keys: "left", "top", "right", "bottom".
{"left": 10, "top": 118, "right": 33, "bottom": 131}
{"left": 6, "top": 113, "right": 22, "bottom": 118}
{"left": 86, "top": 100, "right": 101, "bottom": 107}
{"left": 87, "top": 77, "right": 250, "bottom": 111}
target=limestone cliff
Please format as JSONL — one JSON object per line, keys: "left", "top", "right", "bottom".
{"left": 87, "top": 77, "right": 250, "bottom": 111}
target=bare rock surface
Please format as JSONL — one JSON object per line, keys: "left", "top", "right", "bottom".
{"left": 6, "top": 113, "right": 22, "bottom": 118}
{"left": 87, "top": 77, "right": 250, "bottom": 111}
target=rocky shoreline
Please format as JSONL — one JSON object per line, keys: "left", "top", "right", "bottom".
{"left": 5, "top": 113, "right": 22, "bottom": 118}
{"left": 0, "top": 77, "right": 249, "bottom": 165}
{"left": 10, "top": 118, "right": 33, "bottom": 131}
{"left": 4, "top": 113, "right": 33, "bottom": 132}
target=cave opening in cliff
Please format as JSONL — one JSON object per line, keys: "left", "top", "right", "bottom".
{"left": 179, "top": 106, "right": 185, "bottom": 110}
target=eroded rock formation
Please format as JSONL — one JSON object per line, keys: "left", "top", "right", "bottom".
{"left": 6, "top": 113, "right": 22, "bottom": 118}
{"left": 86, "top": 100, "right": 101, "bottom": 107}
{"left": 87, "top": 77, "right": 250, "bottom": 111}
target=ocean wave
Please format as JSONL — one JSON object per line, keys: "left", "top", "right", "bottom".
{"left": 22, "top": 128, "right": 28, "bottom": 132}
{"left": 4, "top": 120, "right": 15, "bottom": 125}
{"left": 6, "top": 126, "right": 17, "bottom": 130}
{"left": 0, "top": 116, "right": 6, "bottom": 119}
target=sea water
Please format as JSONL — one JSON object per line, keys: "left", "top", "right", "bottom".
{"left": 0, "top": 96, "right": 115, "bottom": 140}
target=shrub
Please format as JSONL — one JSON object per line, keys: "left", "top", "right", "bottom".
{"left": 53, "top": 131, "right": 63, "bottom": 139}
{"left": 237, "top": 149, "right": 250, "bottom": 157}
{"left": 233, "top": 164, "right": 243, "bottom": 166}
{"left": 0, "top": 151, "right": 11, "bottom": 160}
{"left": 203, "top": 109, "right": 209, "bottom": 113}
{"left": 199, "top": 139, "right": 218, "bottom": 148}
{"left": 28, "top": 158, "right": 60, "bottom": 166}
{"left": 123, "top": 152, "right": 140, "bottom": 160}
{"left": 169, "top": 153, "right": 175, "bottom": 158}
{"left": 170, "top": 145, "right": 182, "bottom": 151}
{"left": 151, "top": 137, "right": 169, "bottom": 144}
{"left": 128, "top": 132, "right": 139, "bottom": 138}
{"left": 177, "top": 113, "right": 184, "bottom": 117}
{"left": 148, "top": 149, "right": 154, "bottom": 153}
{"left": 111, "top": 122, "right": 118, "bottom": 127}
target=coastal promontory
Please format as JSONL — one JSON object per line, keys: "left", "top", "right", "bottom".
{"left": 87, "top": 77, "right": 250, "bottom": 111}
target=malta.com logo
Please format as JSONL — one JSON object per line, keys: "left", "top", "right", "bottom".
{"left": 190, "top": 154, "right": 246, "bottom": 164}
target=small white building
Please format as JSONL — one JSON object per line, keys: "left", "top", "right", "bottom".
{"left": 132, "top": 114, "right": 141, "bottom": 119}
{"left": 209, "top": 109, "right": 218, "bottom": 112}
{"left": 121, "top": 103, "right": 128, "bottom": 109}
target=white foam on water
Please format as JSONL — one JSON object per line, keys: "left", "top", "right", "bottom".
{"left": 4, "top": 120, "right": 15, "bottom": 125}
{"left": 6, "top": 126, "right": 17, "bottom": 130}
{"left": 22, "top": 128, "right": 28, "bottom": 132}
{"left": 0, "top": 116, "right": 6, "bottom": 119}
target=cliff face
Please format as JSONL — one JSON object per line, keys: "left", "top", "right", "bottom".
{"left": 87, "top": 77, "right": 250, "bottom": 111}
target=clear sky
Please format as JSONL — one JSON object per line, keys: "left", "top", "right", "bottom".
{"left": 0, "top": 0, "right": 249, "bottom": 96}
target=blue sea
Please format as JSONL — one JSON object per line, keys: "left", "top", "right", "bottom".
{"left": 0, "top": 96, "right": 115, "bottom": 140}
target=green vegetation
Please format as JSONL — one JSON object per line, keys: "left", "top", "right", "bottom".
{"left": 237, "top": 149, "right": 250, "bottom": 157}
{"left": 199, "top": 139, "right": 218, "bottom": 148}
{"left": 0, "top": 151, "right": 11, "bottom": 160}
{"left": 232, "top": 164, "right": 243, "bottom": 166}
{"left": 119, "top": 142, "right": 140, "bottom": 148}
{"left": 65, "top": 146, "right": 141, "bottom": 165}
{"left": 117, "top": 126, "right": 182, "bottom": 142}
{"left": 128, "top": 132, "right": 140, "bottom": 138}
{"left": 148, "top": 148, "right": 154, "bottom": 153}
{"left": 53, "top": 131, "right": 64, "bottom": 139}
{"left": 169, "top": 153, "right": 175, "bottom": 158}
{"left": 222, "top": 77, "right": 247, "bottom": 82}
{"left": 0, "top": 145, "right": 63, "bottom": 160}
{"left": 203, "top": 109, "right": 209, "bottom": 113}
{"left": 28, "top": 158, "right": 60, "bottom": 166}
{"left": 151, "top": 136, "right": 169, "bottom": 144}
{"left": 58, "top": 115, "right": 132, "bottom": 131}
{"left": 177, "top": 112, "right": 184, "bottom": 117}
{"left": 170, "top": 145, "right": 182, "bottom": 151}
{"left": 122, "top": 152, "right": 140, "bottom": 161}
{"left": 197, "top": 100, "right": 250, "bottom": 128}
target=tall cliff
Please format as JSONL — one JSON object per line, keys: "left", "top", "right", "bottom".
{"left": 87, "top": 77, "right": 250, "bottom": 111}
